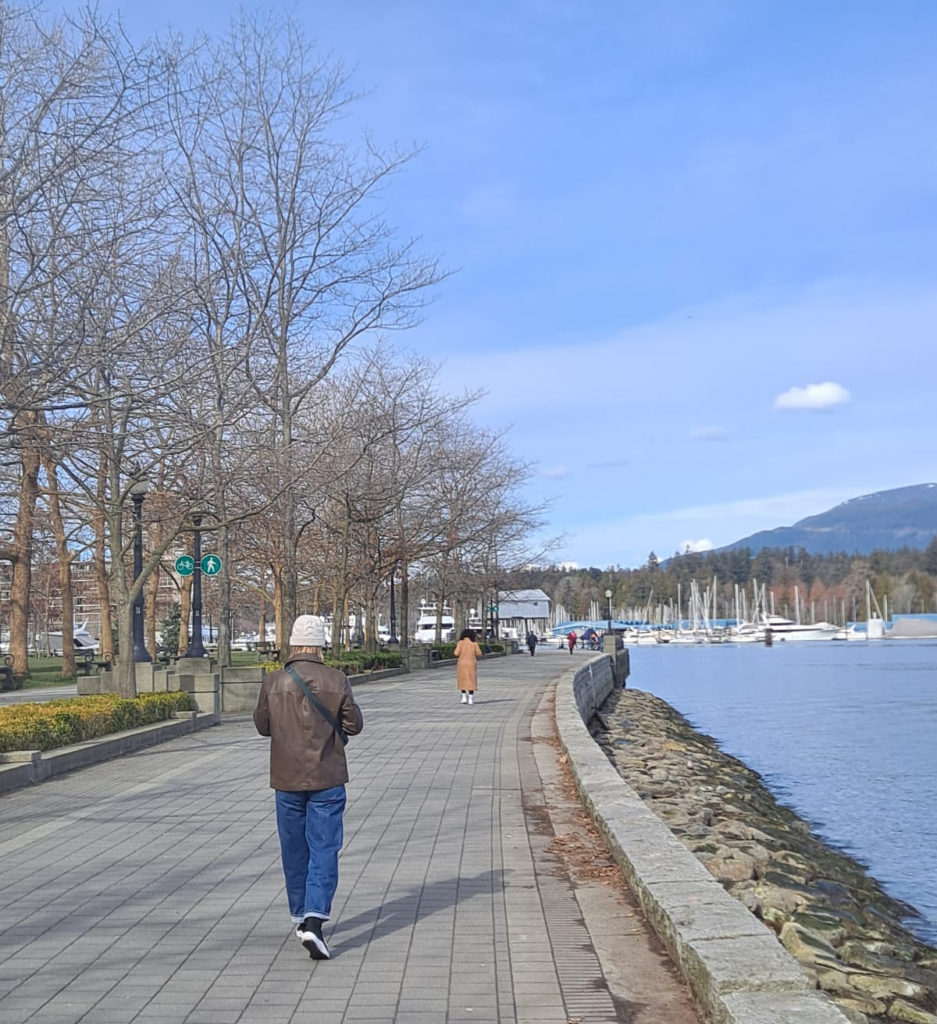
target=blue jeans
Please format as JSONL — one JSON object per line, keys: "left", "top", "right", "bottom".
{"left": 274, "top": 785, "right": 346, "bottom": 922}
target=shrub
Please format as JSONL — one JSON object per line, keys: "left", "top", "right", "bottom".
{"left": 326, "top": 650, "right": 403, "bottom": 674}
{"left": 0, "top": 691, "right": 193, "bottom": 753}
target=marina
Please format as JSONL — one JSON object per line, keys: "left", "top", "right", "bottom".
{"left": 549, "top": 579, "right": 935, "bottom": 646}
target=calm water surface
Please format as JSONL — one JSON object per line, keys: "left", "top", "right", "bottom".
{"left": 626, "top": 640, "right": 937, "bottom": 945}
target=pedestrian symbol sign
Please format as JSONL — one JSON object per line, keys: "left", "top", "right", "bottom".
{"left": 175, "top": 555, "right": 195, "bottom": 577}
{"left": 201, "top": 554, "right": 222, "bottom": 576}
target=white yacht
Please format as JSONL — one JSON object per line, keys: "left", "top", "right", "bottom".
{"left": 44, "top": 622, "right": 100, "bottom": 655}
{"left": 412, "top": 604, "right": 455, "bottom": 643}
{"left": 762, "top": 615, "right": 840, "bottom": 642}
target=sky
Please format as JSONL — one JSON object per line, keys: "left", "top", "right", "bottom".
{"left": 54, "top": 0, "right": 937, "bottom": 567}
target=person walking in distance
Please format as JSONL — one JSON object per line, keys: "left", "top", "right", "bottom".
{"left": 526, "top": 631, "right": 538, "bottom": 656}
{"left": 567, "top": 630, "right": 577, "bottom": 654}
{"left": 454, "top": 627, "right": 482, "bottom": 704}
{"left": 253, "top": 614, "right": 364, "bottom": 960}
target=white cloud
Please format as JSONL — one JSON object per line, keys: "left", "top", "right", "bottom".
{"left": 774, "top": 381, "right": 851, "bottom": 411}
{"left": 688, "top": 425, "right": 728, "bottom": 441}
{"left": 541, "top": 465, "right": 569, "bottom": 479}
{"left": 680, "top": 538, "right": 715, "bottom": 553}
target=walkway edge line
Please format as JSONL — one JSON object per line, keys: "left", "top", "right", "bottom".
{"left": 554, "top": 655, "right": 852, "bottom": 1024}
{"left": 0, "top": 711, "right": 218, "bottom": 795}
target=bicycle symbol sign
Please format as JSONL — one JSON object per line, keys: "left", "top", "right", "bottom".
{"left": 174, "top": 555, "right": 195, "bottom": 577}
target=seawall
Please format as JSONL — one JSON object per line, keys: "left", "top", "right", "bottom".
{"left": 555, "top": 653, "right": 857, "bottom": 1024}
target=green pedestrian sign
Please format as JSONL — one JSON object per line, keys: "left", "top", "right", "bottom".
{"left": 201, "top": 554, "right": 222, "bottom": 576}
{"left": 175, "top": 555, "right": 195, "bottom": 577}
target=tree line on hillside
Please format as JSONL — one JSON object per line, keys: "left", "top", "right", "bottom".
{"left": 516, "top": 538, "right": 937, "bottom": 624}
{"left": 0, "top": 5, "right": 544, "bottom": 694}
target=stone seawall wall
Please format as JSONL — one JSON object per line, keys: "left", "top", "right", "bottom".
{"left": 557, "top": 654, "right": 854, "bottom": 1024}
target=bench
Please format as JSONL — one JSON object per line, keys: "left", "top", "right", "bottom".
{"left": 255, "top": 642, "right": 280, "bottom": 662}
{"left": 0, "top": 655, "right": 18, "bottom": 691}
{"left": 78, "top": 652, "right": 113, "bottom": 676}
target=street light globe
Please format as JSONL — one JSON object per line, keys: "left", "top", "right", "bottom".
{"left": 604, "top": 588, "right": 612, "bottom": 600}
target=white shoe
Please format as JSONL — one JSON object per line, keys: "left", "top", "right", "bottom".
{"left": 467, "top": 694, "right": 474, "bottom": 705}
{"left": 460, "top": 693, "right": 468, "bottom": 704}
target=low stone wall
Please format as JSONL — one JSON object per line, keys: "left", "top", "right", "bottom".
{"left": 0, "top": 711, "right": 216, "bottom": 794}
{"left": 555, "top": 655, "right": 853, "bottom": 1024}
{"left": 220, "top": 663, "right": 410, "bottom": 712}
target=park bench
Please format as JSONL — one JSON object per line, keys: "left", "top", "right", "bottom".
{"left": 78, "top": 652, "right": 113, "bottom": 676}
{"left": 255, "top": 641, "right": 280, "bottom": 662}
{"left": 1, "top": 655, "right": 18, "bottom": 691}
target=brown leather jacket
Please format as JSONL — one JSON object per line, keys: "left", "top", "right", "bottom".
{"left": 253, "top": 653, "right": 364, "bottom": 792}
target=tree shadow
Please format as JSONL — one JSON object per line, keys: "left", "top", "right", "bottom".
{"left": 328, "top": 868, "right": 506, "bottom": 953}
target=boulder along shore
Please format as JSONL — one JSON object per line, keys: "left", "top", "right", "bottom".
{"left": 592, "top": 688, "right": 937, "bottom": 1024}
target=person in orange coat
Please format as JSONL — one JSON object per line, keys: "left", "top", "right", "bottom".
{"left": 454, "top": 628, "right": 482, "bottom": 705}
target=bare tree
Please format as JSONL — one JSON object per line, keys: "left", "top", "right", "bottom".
{"left": 0, "top": 4, "right": 170, "bottom": 677}
{"left": 192, "top": 13, "right": 444, "bottom": 645}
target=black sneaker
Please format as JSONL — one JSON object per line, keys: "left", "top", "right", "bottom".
{"left": 297, "top": 916, "right": 330, "bottom": 959}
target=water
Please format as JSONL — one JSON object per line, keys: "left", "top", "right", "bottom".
{"left": 626, "top": 640, "right": 937, "bottom": 945}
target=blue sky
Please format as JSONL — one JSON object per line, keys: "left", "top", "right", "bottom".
{"left": 59, "top": 0, "right": 937, "bottom": 566}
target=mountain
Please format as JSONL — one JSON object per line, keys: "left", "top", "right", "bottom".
{"left": 720, "top": 484, "right": 937, "bottom": 556}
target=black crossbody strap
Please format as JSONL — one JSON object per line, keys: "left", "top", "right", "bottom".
{"left": 285, "top": 664, "right": 349, "bottom": 745}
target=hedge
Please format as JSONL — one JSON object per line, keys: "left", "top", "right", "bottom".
{"left": 259, "top": 651, "right": 404, "bottom": 676}
{"left": 0, "top": 691, "right": 194, "bottom": 753}
{"left": 326, "top": 650, "right": 403, "bottom": 675}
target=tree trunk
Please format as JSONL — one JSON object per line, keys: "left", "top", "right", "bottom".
{"left": 217, "top": 522, "right": 231, "bottom": 668}
{"left": 178, "top": 575, "right": 192, "bottom": 655}
{"left": 42, "top": 454, "right": 77, "bottom": 679}
{"left": 400, "top": 562, "right": 410, "bottom": 649}
{"left": 146, "top": 561, "right": 160, "bottom": 659}
{"left": 115, "top": 602, "right": 135, "bottom": 698}
{"left": 145, "top": 518, "right": 163, "bottom": 659}
{"left": 92, "top": 453, "right": 113, "bottom": 661}
{"left": 272, "top": 565, "right": 284, "bottom": 653}
{"left": 8, "top": 414, "right": 41, "bottom": 678}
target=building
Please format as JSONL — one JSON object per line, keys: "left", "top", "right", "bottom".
{"left": 496, "top": 589, "right": 551, "bottom": 638}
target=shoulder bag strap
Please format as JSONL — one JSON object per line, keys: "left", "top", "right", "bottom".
{"left": 284, "top": 663, "right": 349, "bottom": 745}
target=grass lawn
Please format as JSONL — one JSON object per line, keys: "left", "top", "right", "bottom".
{"left": 13, "top": 650, "right": 263, "bottom": 689}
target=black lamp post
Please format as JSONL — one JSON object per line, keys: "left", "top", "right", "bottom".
{"left": 388, "top": 564, "right": 399, "bottom": 644}
{"left": 605, "top": 588, "right": 613, "bottom": 637}
{"left": 130, "top": 478, "right": 151, "bottom": 663}
{"left": 184, "top": 511, "right": 206, "bottom": 658}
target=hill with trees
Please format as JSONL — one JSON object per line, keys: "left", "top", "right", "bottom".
{"left": 517, "top": 535, "right": 937, "bottom": 627}
{"left": 718, "top": 484, "right": 937, "bottom": 556}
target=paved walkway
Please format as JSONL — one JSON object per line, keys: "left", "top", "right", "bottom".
{"left": 0, "top": 652, "right": 697, "bottom": 1024}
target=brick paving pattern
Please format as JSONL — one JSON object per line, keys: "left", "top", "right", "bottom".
{"left": 0, "top": 652, "right": 621, "bottom": 1023}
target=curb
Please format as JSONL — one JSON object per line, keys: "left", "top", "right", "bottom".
{"left": 0, "top": 711, "right": 218, "bottom": 796}
{"left": 554, "top": 655, "right": 852, "bottom": 1024}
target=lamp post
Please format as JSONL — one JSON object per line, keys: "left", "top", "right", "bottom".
{"left": 605, "top": 588, "right": 613, "bottom": 638}
{"left": 184, "top": 511, "right": 206, "bottom": 658}
{"left": 130, "top": 477, "right": 152, "bottom": 663}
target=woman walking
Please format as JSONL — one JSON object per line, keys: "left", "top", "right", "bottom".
{"left": 454, "top": 628, "right": 482, "bottom": 705}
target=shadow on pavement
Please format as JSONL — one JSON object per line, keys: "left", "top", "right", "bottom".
{"left": 329, "top": 868, "right": 506, "bottom": 953}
